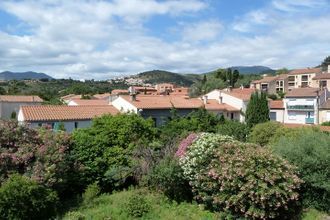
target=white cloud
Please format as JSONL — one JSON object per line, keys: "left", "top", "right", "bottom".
{"left": 181, "top": 20, "right": 223, "bottom": 42}
{"left": 0, "top": 0, "right": 329, "bottom": 79}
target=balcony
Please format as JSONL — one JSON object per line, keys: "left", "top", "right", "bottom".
{"left": 287, "top": 105, "right": 314, "bottom": 110}
{"left": 305, "top": 118, "right": 314, "bottom": 124}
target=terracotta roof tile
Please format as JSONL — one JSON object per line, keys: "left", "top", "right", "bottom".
{"left": 21, "top": 105, "right": 119, "bottom": 122}
{"left": 110, "top": 90, "right": 128, "bottom": 95}
{"left": 69, "top": 99, "right": 109, "bottom": 106}
{"left": 0, "top": 95, "right": 43, "bottom": 102}
{"left": 93, "top": 93, "right": 111, "bottom": 99}
{"left": 221, "top": 88, "right": 256, "bottom": 101}
{"left": 252, "top": 76, "right": 278, "bottom": 84}
{"left": 121, "top": 95, "right": 203, "bottom": 109}
{"left": 269, "top": 100, "right": 284, "bottom": 109}
{"left": 286, "top": 88, "right": 320, "bottom": 97}
{"left": 312, "top": 73, "right": 330, "bottom": 80}
{"left": 288, "top": 68, "right": 321, "bottom": 75}
{"left": 204, "top": 100, "right": 239, "bottom": 111}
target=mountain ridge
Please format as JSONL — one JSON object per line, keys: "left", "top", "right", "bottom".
{"left": 0, "top": 71, "right": 53, "bottom": 80}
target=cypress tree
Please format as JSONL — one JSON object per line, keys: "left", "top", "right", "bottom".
{"left": 245, "top": 91, "right": 269, "bottom": 128}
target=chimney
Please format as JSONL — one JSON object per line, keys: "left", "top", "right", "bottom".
{"left": 328, "top": 64, "right": 330, "bottom": 73}
{"left": 203, "top": 95, "right": 208, "bottom": 104}
{"left": 228, "top": 86, "right": 233, "bottom": 92}
{"left": 219, "top": 96, "right": 223, "bottom": 104}
{"left": 240, "top": 84, "right": 244, "bottom": 90}
{"left": 130, "top": 94, "right": 136, "bottom": 101}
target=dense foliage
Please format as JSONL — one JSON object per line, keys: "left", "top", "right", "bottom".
{"left": 0, "top": 121, "right": 76, "bottom": 195}
{"left": 245, "top": 91, "right": 269, "bottom": 128}
{"left": 178, "top": 133, "right": 302, "bottom": 219}
{"left": 271, "top": 129, "right": 330, "bottom": 211}
{"left": 71, "top": 114, "right": 157, "bottom": 190}
{"left": 216, "top": 119, "right": 250, "bottom": 142}
{"left": 249, "top": 121, "right": 283, "bottom": 146}
{"left": 0, "top": 174, "right": 58, "bottom": 220}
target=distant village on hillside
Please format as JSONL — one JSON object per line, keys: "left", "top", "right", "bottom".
{"left": 1, "top": 62, "right": 330, "bottom": 132}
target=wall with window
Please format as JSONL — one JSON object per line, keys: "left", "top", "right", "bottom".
{"left": 27, "top": 120, "right": 91, "bottom": 132}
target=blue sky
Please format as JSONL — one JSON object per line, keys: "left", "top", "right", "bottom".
{"left": 0, "top": 0, "right": 329, "bottom": 79}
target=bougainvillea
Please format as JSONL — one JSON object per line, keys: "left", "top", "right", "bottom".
{"left": 178, "top": 133, "right": 302, "bottom": 219}
{"left": 175, "top": 133, "right": 198, "bottom": 158}
{"left": 0, "top": 120, "right": 76, "bottom": 194}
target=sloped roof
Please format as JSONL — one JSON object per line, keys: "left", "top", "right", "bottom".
{"left": 204, "top": 100, "right": 239, "bottom": 111}
{"left": 69, "top": 99, "right": 109, "bottom": 106}
{"left": 93, "top": 93, "right": 111, "bottom": 99}
{"left": 252, "top": 76, "right": 278, "bottom": 84}
{"left": 269, "top": 100, "right": 284, "bottom": 109}
{"left": 221, "top": 88, "right": 256, "bottom": 101}
{"left": 288, "top": 68, "right": 321, "bottom": 75}
{"left": 286, "top": 88, "right": 320, "bottom": 97}
{"left": 21, "top": 105, "right": 119, "bottom": 122}
{"left": 0, "top": 95, "right": 43, "bottom": 102}
{"left": 312, "top": 73, "right": 330, "bottom": 80}
{"left": 121, "top": 95, "right": 203, "bottom": 109}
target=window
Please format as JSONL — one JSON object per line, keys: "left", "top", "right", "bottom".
{"left": 301, "top": 75, "right": 308, "bottom": 81}
{"left": 230, "top": 113, "right": 234, "bottom": 120}
{"left": 152, "top": 118, "right": 157, "bottom": 126}
{"left": 301, "top": 82, "right": 308, "bottom": 87}
{"left": 320, "top": 80, "right": 327, "bottom": 88}
{"left": 74, "top": 122, "right": 79, "bottom": 129}
{"left": 270, "top": 112, "right": 277, "bottom": 121}
{"left": 38, "top": 123, "right": 42, "bottom": 127}
{"left": 288, "top": 112, "right": 296, "bottom": 120}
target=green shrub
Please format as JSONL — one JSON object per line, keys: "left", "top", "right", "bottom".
{"left": 65, "top": 211, "right": 86, "bottom": 220}
{"left": 126, "top": 191, "right": 151, "bottom": 218}
{"left": 271, "top": 129, "right": 330, "bottom": 211}
{"left": 82, "top": 182, "right": 101, "bottom": 205}
{"left": 71, "top": 114, "right": 157, "bottom": 190}
{"left": 248, "top": 121, "right": 283, "bottom": 146}
{"left": 216, "top": 120, "right": 249, "bottom": 142}
{"left": 0, "top": 174, "right": 58, "bottom": 220}
{"left": 147, "top": 157, "right": 192, "bottom": 202}
{"left": 179, "top": 133, "right": 302, "bottom": 219}
{"left": 321, "top": 121, "right": 330, "bottom": 126}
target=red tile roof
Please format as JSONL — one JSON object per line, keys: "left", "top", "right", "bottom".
{"left": 286, "top": 88, "right": 320, "bottom": 97}
{"left": 93, "top": 93, "right": 111, "bottom": 99}
{"left": 222, "top": 88, "right": 256, "bottom": 101}
{"left": 204, "top": 100, "right": 239, "bottom": 111}
{"left": 0, "top": 95, "right": 43, "bottom": 102}
{"left": 288, "top": 68, "right": 321, "bottom": 75}
{"left": 252, "top": 76, "right": 278, "bottom": 84}
{"left": 69, "top": 99, "right": 109, "bottom": 106}
{"left": 269, "top": 100, "right": 284, "bottom": 109}
{"left": 121, "top": 95, "right": 203, "bottom": 109}
{"left": 110, "top": 90, "right": 128, "bottom": 95}
{"left": 21, "top": 105, "right": 119, "bottom": 122}
{"left": 312, "top": 73, "right": 330, "bottom": 80}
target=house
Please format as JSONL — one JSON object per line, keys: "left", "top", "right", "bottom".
{"left": 250, "top": 74, "right": 288, "bottom": 94}
{"left": 269, "top": 100, "right": 285, "bottom": 123}
{"left": 111, "top": 95, "right": 203, "bottom": 126}
{"left": 0, "top": 95, "right": 43, "bottom": 119}
{"left": 204, "top": 88, "right": 256, "bottom": 122}
{"left": 18, "top": 105, "right": 119, "bottom": 132}
{"left": 283, "top": 88, "right": 328, "bottom": 125}
{"left": 287, "top": 67, "right": 321, "bottom": 89}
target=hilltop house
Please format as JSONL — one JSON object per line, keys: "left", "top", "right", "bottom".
{"left": 0, "top": 95, "right": 43, "bottom": 119}
{"left": 287, "top": 68, "right": 321, "bottom": 89}
{"left": 18, "top": 105, "right": 119, "bottom": 132}
{"left": 250, "top": 74, "right": 288, "bottom": 94}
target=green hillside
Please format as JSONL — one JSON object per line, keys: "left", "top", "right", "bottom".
{"left": 137, "top": 70, "right": 199, "bottom": 86}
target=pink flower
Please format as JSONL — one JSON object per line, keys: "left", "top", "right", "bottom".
{"left": 175, "top": 133, "right": 198, "bottom": 158}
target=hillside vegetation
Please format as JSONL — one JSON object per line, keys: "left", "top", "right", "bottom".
{"left": 137, "top": 70, "right": 199, "bottom": 86}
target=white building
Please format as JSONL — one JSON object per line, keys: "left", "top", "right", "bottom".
{"left": 0, "top": 95, "right": 43, "bottom": 119}
{"left": 18, "top": 105, "right": 119, "bottom": 132}
{"left": 204, "top": 88, "right": 256, "bottom": 122}
{"left": 283, "top": 88, "right": 328, "bottom": 125}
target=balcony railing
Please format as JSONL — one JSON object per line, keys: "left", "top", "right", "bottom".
{"left": 305, "top": 118, "right": 314, "bottom": 124}
{"left": 287, "top": 105, "right": 314, "bottom": 110}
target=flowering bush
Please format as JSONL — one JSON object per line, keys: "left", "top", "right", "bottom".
{"left": 0, "top": 120, "right": 76, "bottom": 195}
{"left": 178, "top": 133, "right": 302, "bottom": 219}
{"left": 175, "top": 133, "right": 198, "bottom": 158}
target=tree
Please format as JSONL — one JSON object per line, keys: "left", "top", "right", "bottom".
{"left": 245, "top": 91, "right": 269, "bottom": 128}
{"left": 216, "top": 68, "right": 240, "bottom": 88}
{"left": 0, "top": 87, "right": 6, "bottom": 95}
{"left": 202, "top": 75, "right": 207, "bottom": 84}
{"left": 71, "top": 114, "right": 157, "bottom": 190}
{"left": 321, "top": 56, "right": 330, "bottom": 71}
{"left": 276, "top": 68, "right": 289, "bottom": 75}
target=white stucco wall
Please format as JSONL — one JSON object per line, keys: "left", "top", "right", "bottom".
{"left": 67, "top": 100, "right": 78, "bottom": 106}
{"left": 270, "top": 109, "right": 284, "bottom": 123}
{"left": 283, "top": 97, "right": 317, "bottom": 124}
{"left": 111, "top": 96, "right": 138, "bottom": 113}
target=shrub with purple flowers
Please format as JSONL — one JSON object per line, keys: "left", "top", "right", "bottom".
{"left": 178, "top": 133, "right": 302, "bottom": 219}
{"left": 0, "top": 120, "right": 76, "bottom": 195}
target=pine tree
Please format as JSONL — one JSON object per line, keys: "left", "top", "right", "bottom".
{"left": 245, "top": 91, "right": 269, "bottom": 128}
